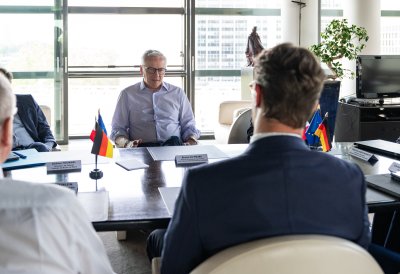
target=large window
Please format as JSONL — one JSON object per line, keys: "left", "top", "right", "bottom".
{"left": 0, "top": 3, "right": 66, "bottom": 142}
{"left": 381, "top": 0, "right": 400, "bottom": 54}
{"left": 67, "top": 12, "right": 185, "bottom": 135}
{"left": 320, "top": 0, "right": 343, "bottom": 31}
{"left": 194, "top": 1, "right": 281, "bottom": 133}
{"left": 68, "top": 0, "right": 183, "bottom": 8}
{"left": 68, "top": 77, "right": 183, "bottom": 135}
{"left": 0, "top": 0, "right": 285, "bottom": 140}
{"left": 68, "top": 15, "right": 184, "bottom": 67}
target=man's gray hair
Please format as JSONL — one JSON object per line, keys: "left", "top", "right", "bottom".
{"left": 0, "top": 67, "right": 13, "bottom": 82}
{"left": 0, "top": 74, "right": 15, "bottom": 127}
{"left": 141, "top": 50, "right": 167, "bottom": 65}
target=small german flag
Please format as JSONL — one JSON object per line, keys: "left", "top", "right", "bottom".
{"left": 314, "top": 113, "right": 331, "bottom": 152}
{"left": 90, "top": 110, "right": 107, "bottom": 141}
{"left": 91, "top": 121, "right": 113, "bottom": 158}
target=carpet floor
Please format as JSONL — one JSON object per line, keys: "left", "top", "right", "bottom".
{"left": 99, "top": 230, "right": 152, "bottom": 274}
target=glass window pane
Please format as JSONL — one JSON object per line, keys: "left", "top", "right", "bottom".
{"left": 321, "top": 0, "right": 343, "bottom": 9}
{"left": 195, "top": 76, "right": 241, "bottom": 132}
{"left": 381, "top": 0, "right": 400, "bottom": 10}
{"left": 320, "top": 0, "right": 343, "bottom": 31}
{"left": 196, "top": 0, "right": 280, "bottom": 9}
{"left": 196, "top": 16, "right": 281, "bottom": 70}
{"left": 68, "top": 15, "right": 184, "bottom": 68}
{"left": 11, "top": 79, "right": 58, "bottom": 134}
{"left": 68, "top": 0, "right": 183, "bottom": 7}
{"left": 0, "top": 1, "right": 53, "bottom": 5}
{"left": 68, "top": 77, "right": 184, "bottom": 136}
{"left": 321, "top": 16, "right": 343, "bottom": 32}
{"left": 381, "top": 17, "right": 400, "bottom": 54}
{"left": 0, "top": 14, "right": 54, "bottom": 71}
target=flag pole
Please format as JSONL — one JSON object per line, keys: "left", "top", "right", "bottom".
{"left": 89, "top": 116, "right": 103, "bottom": 189}
{"left": 95, "top": 154, "right": 98, "bottom": 191}
{"left": 323, "top": 111, "right": 328, "bottom": 121}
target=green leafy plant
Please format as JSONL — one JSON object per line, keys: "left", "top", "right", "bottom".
{"left": 310, "top": 19, "right": 369, "bottom": 79}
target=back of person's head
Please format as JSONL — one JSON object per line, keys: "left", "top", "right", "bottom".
{"left": 0, "top": 67, "right": 13, "bottom": 83}
{"left": 141, "top": 49, "right": 167, "bottom": 65}
{"left": 254, "top": 43, "right": 325, "bottom": 128}
{"left": 0, "top": 73, "right": 15, "bottom": 127}
{"left": 0, "top": 73, "right": 16, "bottom": 162}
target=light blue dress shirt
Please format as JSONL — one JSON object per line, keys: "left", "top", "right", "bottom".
{"left": 111, "top": 80, "right": 200, "bottom": 143}
{"left": 12, "top": 114, "right": 35, "bottom": 148}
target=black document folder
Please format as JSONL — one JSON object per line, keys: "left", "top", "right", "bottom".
{"left": 354, "top": 139, "right": 400, "bottom": 159}
{"left": 366, "top": 174, "right": 400, "bottom": 198}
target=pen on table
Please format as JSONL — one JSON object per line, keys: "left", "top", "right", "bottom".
{"left": 13, "top": 151, "right": 27, "bottom": 159}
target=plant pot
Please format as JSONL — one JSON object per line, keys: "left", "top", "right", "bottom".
{"left": 319, "top": 80, "right": 341, "bottom": 142}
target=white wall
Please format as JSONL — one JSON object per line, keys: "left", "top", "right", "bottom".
{"left": 281, "top": 0, "right": 319, "bottom": 47}
{"left": 279, "top": 0, "right": 381, "bottom": 98}
{"left": 341, "top": 0, "right": 381, "bottom": 97}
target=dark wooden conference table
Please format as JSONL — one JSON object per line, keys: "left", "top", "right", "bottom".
{"left": 4, "top": 142, "right": 400, "bottom": 232}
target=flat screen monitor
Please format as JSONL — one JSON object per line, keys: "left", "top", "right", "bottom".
{"left": 357, "top": 55, "right": 400, "bottom": 99}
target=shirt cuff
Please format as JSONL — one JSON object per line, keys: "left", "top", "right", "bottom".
{"left": 45, "top": 141, "right": 55, "bottom": 149}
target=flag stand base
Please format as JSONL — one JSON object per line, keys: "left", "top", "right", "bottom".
{"left": 308, "top": 145, "right": 322, "bottom": 151}
{"left": 89, "top": 169, "right": 103, "bottom": 180}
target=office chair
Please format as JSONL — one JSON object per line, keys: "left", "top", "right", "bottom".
{"left": 227, "top": 108, "right": 252, "bottom": 144}
{"left": 190, "top": 235, "right": 383, "bottom": 274}
{"left": 39, "top": 105, "right": 51, "bottom": 127}
{"left": 215, "top": 100, "right": 252, "bottom": 144}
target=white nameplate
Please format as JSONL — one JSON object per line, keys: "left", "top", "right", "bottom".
{"left": 391, "top": 171, "right": 400, "bottom": 182}
{"left": 54, "top": 182, "right": 78, "bottom": 194}
{"left": 175, "top": 154, "right": 208, "bottom": 166}
{"left": 349, "top": 147, "right": 378, "bottom": 164}
{"left": 389, "top": 162, "right": 400, "bottom": 173}
{"left": 47, "top": 160, "right": 82, "bottom": 173}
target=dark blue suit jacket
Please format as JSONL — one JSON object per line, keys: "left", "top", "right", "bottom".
{"left": 161, "top": 136, "right": 371, "bottom": 274}
{"left": 16, "top": 94, "right": 56, "bottom": 147}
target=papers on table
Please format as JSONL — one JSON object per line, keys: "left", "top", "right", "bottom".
{"left": 158, "top": 187, "right": 181, "bottom": 215}
{"left": 147, "top": 145, "right": 228, "bottom": 161}
{"left": 77, "top": 190, "right": 109, "bottom": 222}
{"left": 116, "top": 158, "right": 149, "bottom": 171}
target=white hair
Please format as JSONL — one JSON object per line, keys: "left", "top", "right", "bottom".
{"left": 141, "top": 49, "right": 167, "bottom": 65}
{"left": 0, "top": 74, "right": 15, "bottom": 127}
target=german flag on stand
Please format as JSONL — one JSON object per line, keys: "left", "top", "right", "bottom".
{"left": 91, "top": 121, "right": 113, "bottom": 158}
{"left": 90, "top": 110, "right": 107, "bottom": 141}
{"left": 314, "top": 113, "right": 331, "bottom": 152}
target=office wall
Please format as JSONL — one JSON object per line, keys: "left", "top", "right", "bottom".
{"left": 341, "top": 0, "right": 381, "bottom": 97}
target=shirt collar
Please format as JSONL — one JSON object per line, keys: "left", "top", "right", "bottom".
{"left": 250, "top": 132, "right": 302, "bottom": 143}
{"left": 140, "top": 80, "right": 168, "bottom": 92}
{"left": 0, "top": 167, "right": 4, "bottom": 179}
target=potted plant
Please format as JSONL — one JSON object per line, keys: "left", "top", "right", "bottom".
{"left": 309, "top": 19, "right": 369, "bottom": 142}
{"left": 310, "top": 18, "right": 369, "bottom": 80}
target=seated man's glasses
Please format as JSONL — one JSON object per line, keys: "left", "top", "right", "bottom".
{"left": 144, "top": 66, "right": 167, "bottom": 75}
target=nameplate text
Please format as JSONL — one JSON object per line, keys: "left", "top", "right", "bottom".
{"left": 47, "top": 160, "right": 82, "bottom": 173}
{"left": 389, "top": 162, "right": 400, "bottom": 173}
{"left": 175, "top": 154, "right": 208, "bottom": 166}
{"left": 349, "top": 147, "right": 378, "bottom": 164}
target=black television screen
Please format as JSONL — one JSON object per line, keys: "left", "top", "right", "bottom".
{"left": 357, "top": 55, "right": 400, "bottom": 99}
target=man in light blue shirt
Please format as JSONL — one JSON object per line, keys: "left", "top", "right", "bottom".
{"left": 111, "top": 50, "right": 200, "bottom": 148}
